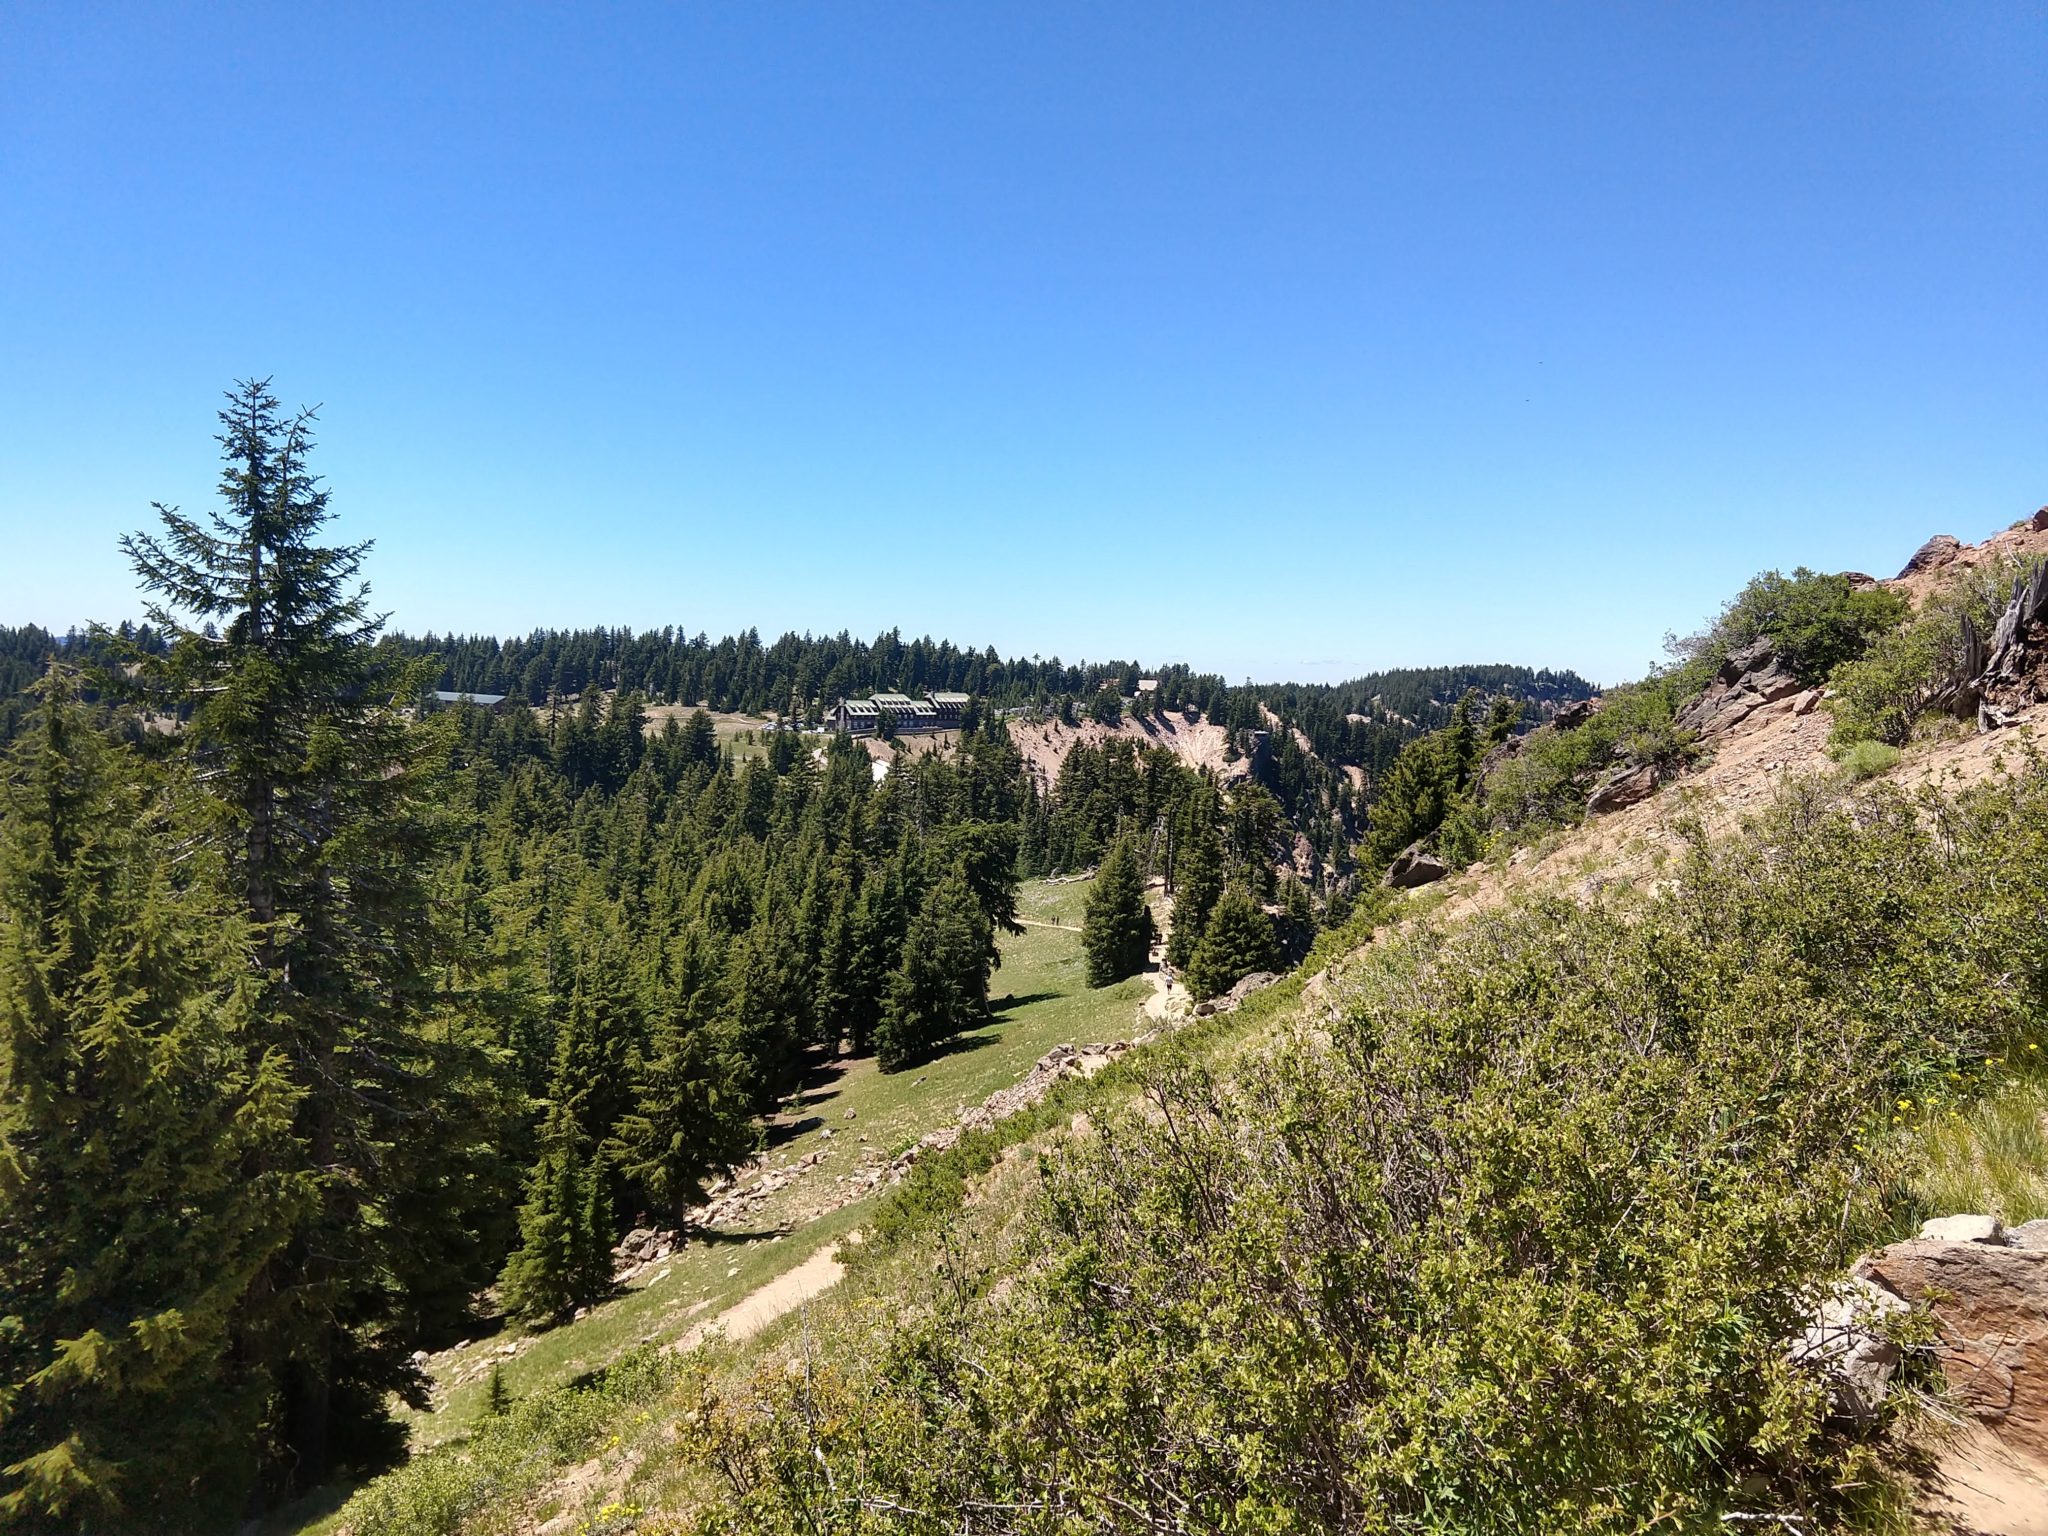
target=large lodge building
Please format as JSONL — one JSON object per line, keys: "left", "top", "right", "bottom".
{"left": 829, "top": 690, "right": 972, "bottom": 736}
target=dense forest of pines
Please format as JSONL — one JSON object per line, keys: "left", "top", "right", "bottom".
{"left": 6, "top": 384, "right": 1563, "bottom": 1528}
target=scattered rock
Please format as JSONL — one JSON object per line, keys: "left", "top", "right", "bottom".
{"left": 1856, "top": 1235, "right": 2048, "bottom": 1460}
{"left": 1193, "top": 972, "right": 1280, "bottom": 1016}
{"left": 1899, "top": 534, "right": 1963, "bottom": 577}
{"left": 1675, "top": 638, "right": 1805, "bottom": 740}
{"left": 843, "top": 1108, "right": 857, "bottom": 1120}
{"left": 2032, "top": 506, "right": 2048, "bottom": 534}
{"left": 1384, "top": 842, "right": 1450, "bottom": 889}
{"left": 1552, "top": 698, "right": 1600, "bottom": 731}
{"left": 1921, "top": 1213, "right": 2007, "bottom": 1245}
{"left": 1842, "top": 571, "right": 1879, "bottom": 590}
{"left": 1586, "top": 762, "right": 1659, "bottom": 815}
{"left": 1786, "top": 1277, "right": 1910, "bottom": 1424}
{"left": 611, "top": 1226, "right": 683, "bottom": 1285}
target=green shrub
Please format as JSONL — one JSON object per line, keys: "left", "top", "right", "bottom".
{"left": 338, "top": 1349, "right": 675, "bottom": 1536}
{"left": 1477, "top": 678, "right": 1696, "bottom": 844}
{"left": 1671, "top": 567, "right": 1909, "bottom": 687}
{"left": 1835, "top": 739, "right": 1901, "bottom": 781}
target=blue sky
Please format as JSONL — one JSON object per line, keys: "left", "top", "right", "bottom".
{"left": 1, "top": 3, "right": 2042, "bottom": 685}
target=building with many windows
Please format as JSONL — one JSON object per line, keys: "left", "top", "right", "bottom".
{"left": 830, "top": 690, "right": 971, "bottom": 736}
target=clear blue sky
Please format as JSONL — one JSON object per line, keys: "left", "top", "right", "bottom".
{"left": 2, "top": 3, "right": 2042, "bottom": 685}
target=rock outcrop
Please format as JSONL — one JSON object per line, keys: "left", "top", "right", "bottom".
{"left": 1854, "top": 1224, "right": 2048, "bottom": 1461}
{"left": 1585, "top": 763, "right": 1658, "bottom": 815}
{"left": 1673, "top": 638, "right": 1804, "bottom": 740}
{"left": 1550, "top": 697, "right": 1599, "bottom": 731}
{"left": 1194, "top": 970, "right": 1279, "bottom": 1018}
{"left": 1899, "top": 534, "right": 1963, "bottom": 578}
{"left": 1383, "top": 842, "right": 1449, "bottom": 889}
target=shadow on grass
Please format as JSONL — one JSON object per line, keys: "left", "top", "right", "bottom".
{"left": 912, "top": 1027, "right": 1006, "bottom": 1067}
{"left": 763, "top": 1114, "right": 824, "bottom": 1148}
{"left": 992, "top": 990, "right": 1060, "bottom": 1013}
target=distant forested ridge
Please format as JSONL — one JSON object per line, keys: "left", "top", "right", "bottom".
{"left": 372, "top": 628, "right": 1594, "bottom": 739}
{"left": 1, "top": 621, "right": 1595, "bottom": 784}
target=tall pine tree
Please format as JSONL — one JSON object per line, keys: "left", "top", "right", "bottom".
{"left": 1083, "top": 835, "right": 1153, "bottom": 987}
{"left": 876, "top": 867, "right": 992, "bottom": 1071}
{"left": 120, "top": 381, "right": 501, "bottom": 1488}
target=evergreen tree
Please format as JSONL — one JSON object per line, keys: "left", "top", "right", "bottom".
{"left": 119, "top": 380, "right": 494, "bottom": 1487}
{"left": 1166, "top": 787, "right": 1224, "bottom": 971}
{"left": 0, "top": 675, "right": 298, "bottom": 1528}
{"left": 1184, "top": 886, "right": 1277, "bottom": 1001}
{"left": 498, "top": 1106, "right": 612, "bottom": 1324}
{"left": 484, "top": 1365, "right": 510, "bottom": 1418}
{"left": 876, "top": 868, "right": 992, "bottom": 1071}
{"left": 610, "top": 995, "right": 755, "bottom": 1224}
{"left": 679, "top": 708, "right": 718, "bottom": 771}
{"left": 1083, "top": 835, "right": 1153, "bottom": 987}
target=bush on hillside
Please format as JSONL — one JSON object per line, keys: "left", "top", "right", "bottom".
{"left": 1827, "top": 552, "right": 2047, "bottom": 748}
{"left": 1476, "top": 679, "right": 1696, "bottom": 842}
{"left": 1834, "top": 738, "right": 1901, "bottom": 781}
{"left": 1669, "top": 567, "right": 1908, "bottom": 688}
{"left": 682, "top": 766, "right": 2048, "bottom": 1536}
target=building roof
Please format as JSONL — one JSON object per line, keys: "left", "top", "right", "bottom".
{"left": 431, "top": 690, "right": 507, "bottom": 706}
{"left": 839, "top": 698, "right": 881, "bottom": 715}
{"left": 871, "top": 692, "right": 918, "bottom": 709}
{"left": 928, "top": 691, "right": 971, "bottom": 706}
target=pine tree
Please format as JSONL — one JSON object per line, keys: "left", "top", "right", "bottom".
{"left": 610, "top": 996, "right": 755, "bottom": 1225}
{"left": 1083, "top": 835, "right": 1154, "bottom": 987}
{"left": 498, "top": 1107, "right": 612, "bottom": 1324}
{"left": 119, "top": 380, "right": 495, "bottom": 1488}
{"left": 876, "top": 868, "right": 992, "bottom": 1071}
{"left": 1184, "top": 886, "right": 1277, "bottom": 1001}
{"left": 484, "top": 1366, "right": 511, "bottom": 1418}
{"left": 1166, "top": 787, "right": 1224, "bottom": 971}
{"left": 0, "top": 674, "right": 299, "bottom": 1528}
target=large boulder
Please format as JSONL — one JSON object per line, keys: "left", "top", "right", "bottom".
{"left": 1673, "top": 638, "right": 1804, "bottom": 739}
{"left": 1899, "top": 534, "right": 1962, "bottom": 577}
{"left": 1855, "top": 1233, "right": 2048, "bottom": 1460}
{"left": 1382, "top": 843, "right": 1449, "bottom": 889}
{"left": 1586, "top": 762, "right": 1658, "bottom": 815}
{"left": 2030, "top": 506, "right": 2048, "bottom": 533}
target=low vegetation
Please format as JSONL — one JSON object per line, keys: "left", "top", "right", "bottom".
{"left": 658, "top": 767, "right": 2048, "bottom": 1535}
